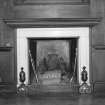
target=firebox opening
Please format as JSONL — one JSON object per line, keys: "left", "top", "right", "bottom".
{"left": 28, "top": 38, "right": 78, "bottom": 85}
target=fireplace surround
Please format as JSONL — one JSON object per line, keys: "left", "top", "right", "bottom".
{"left": 17, "top": 27, "right": 89, "bottom": 87}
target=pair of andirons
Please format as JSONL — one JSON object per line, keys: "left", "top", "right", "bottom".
{"left": 18, "top": 66, "right": 91, "bottom": 94}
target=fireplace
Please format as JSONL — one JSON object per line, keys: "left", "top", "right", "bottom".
{"left": 17, "top": 28, "right": 89, "bottom": 88}
{"left": 28, "top": 38, "right": 78, "bottom": 85}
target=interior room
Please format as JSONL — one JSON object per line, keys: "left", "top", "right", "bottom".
{"left": 0, "top": 0, "right": 105, "bottom": 104}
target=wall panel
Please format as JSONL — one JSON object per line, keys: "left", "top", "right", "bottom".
{"left": 14, "top": 5, "right": 89, "bottom": 18}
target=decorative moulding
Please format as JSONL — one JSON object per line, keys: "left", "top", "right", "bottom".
{"left": 0, "top": 47, "right": 13, "bottom": 51}
{"left": 14, "top": 0, "right": 90, "bottom": 5}
{"left": 93, "top": 45, "right": 105, "bottom": 50}
{"left": 4, "top": 18, "right": 101, "bottom": 28}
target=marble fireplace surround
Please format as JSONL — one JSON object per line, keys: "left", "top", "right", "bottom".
{"left": 17, "top": 27, "right": 89, "bottom": 86}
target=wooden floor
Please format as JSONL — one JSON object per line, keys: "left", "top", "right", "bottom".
{"left": 0, "top": 93, "right": 105, "bottom": 105}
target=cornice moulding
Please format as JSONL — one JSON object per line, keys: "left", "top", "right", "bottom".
{"left": 14, "top": 0, "right": 90, "bottom": 5}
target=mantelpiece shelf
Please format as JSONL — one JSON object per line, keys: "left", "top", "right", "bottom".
{"left": 4, "top": 18, "right": 101, "bottom": 28}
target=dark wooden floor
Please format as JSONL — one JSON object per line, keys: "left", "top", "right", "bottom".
{"left": 0, "top": 93, "right": 105, "bottom": 105}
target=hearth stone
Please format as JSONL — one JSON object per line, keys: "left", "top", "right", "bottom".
{"left": 25, "top": 83, "right": 79, "bottom": 96}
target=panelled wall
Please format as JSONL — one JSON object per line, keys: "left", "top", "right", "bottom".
{"left": 90, "top": 0, "right": 105, "bottom": 92}
{"left": 0, "top": 0, "right": 16, "bottom": 92}
{"left": 0, "top": 0, "right": 105, "bottom": 92}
